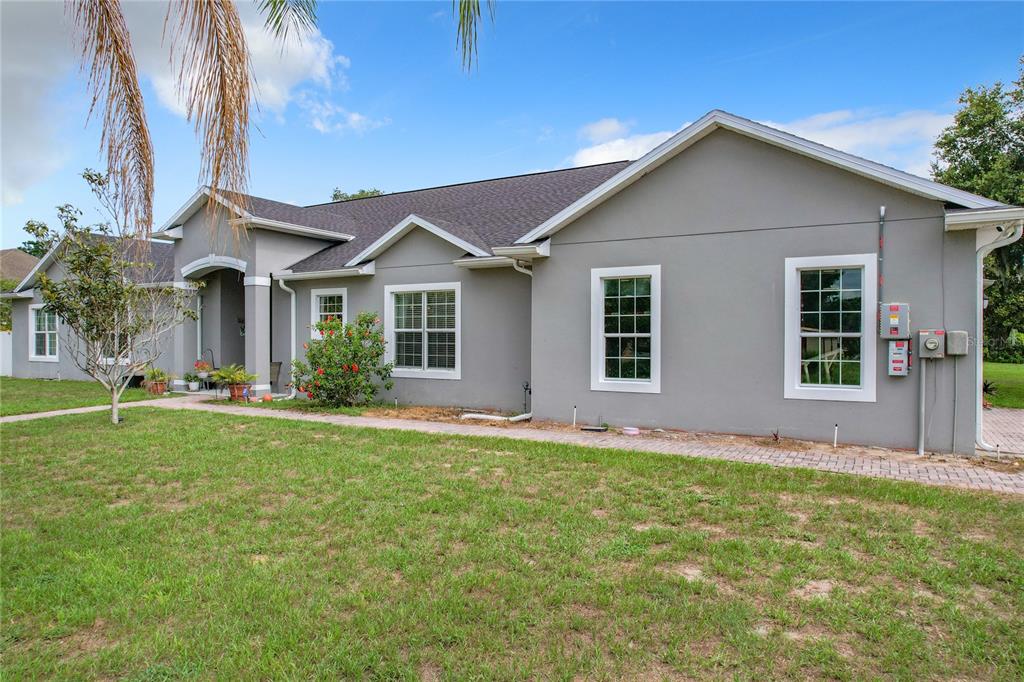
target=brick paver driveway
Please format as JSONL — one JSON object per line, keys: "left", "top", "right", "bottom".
{"left": 983, "top": 407, "right": 1024, "bottom": 454}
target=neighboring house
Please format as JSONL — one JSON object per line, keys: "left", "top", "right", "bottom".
{"left": 5, "top": 111, "right": 1022, "bottom": 454}
{"left": 0, "top": 249, "right": 39, "bottom": 283}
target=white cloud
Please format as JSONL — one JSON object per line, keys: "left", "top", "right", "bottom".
{"left": 572, "top": 130, "right": 677, "bottom": 166}
{"left": 761, "top": 110, "right": 952, "bottom": 177}
{"left": 296, "top": 94, "right": 388, "bottom": 134}
{"left": 579, "top": 117, "right": 631, "bottom": 144}
{"left": 0, "top": 0, "right": 75, "bottom": 205}
{"left": 0, "top": 1, "right": 380, "bottom": 205}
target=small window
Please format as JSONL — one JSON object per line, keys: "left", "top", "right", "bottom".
{"left": 310, "top": 288, "right": 347, "bottom": 338}
{"left": 29, "top": 304, "right": 58, "bottom": 361}
{"left": 784, "top": 254, "right": 876, "bottom": 402}
{"left": 591, "top": 265, "right": 661, "bottom": 393}
{"left": 384, "top": 283, "right": 461, "bottom": 379}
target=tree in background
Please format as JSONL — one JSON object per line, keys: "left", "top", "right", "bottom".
{"left": 331, "top": 188, "right": 384, "bottom": 202}
{"left": 18, "top": 231, "right": 50, "bottom": 258}
{"left": 28, "top": 171, "right": 200, "bottom": 424}
{"left": 0, "top": 278, "right": 17, "bottom": 331}
{"left": 932, "top": 58, "right": 1024, "bottom": 362}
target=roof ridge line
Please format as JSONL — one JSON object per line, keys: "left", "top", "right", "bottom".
{"left": 303, "top": 160, "right": 632, "bottom": 209}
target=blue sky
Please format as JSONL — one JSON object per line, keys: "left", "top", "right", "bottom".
{"left": 1, "top": 1, "right": 1021, "bottom": 248}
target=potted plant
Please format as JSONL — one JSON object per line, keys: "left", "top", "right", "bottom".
{"left": 184, "top": 372, "right": 201, "bottom": 392}
{"left": 212, "top": 363, "right": 258, "bottom": 401}
{"left": 194, "top": 359, "right": 211, "bottom": 379}
{"left": 144, "top": 366, "right": 171, "bottom": 395}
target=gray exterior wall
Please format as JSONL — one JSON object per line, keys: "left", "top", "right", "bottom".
{"left": 531, "top": 129, "right": 978, "bottom": 453}
{"left": 9, "top": 263, "right": 174, "bottom": 382}
{"left": 281, "top": 229, "right": 533, "bottom": 412}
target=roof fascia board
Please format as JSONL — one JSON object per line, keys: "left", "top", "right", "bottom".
{"left": 515, "top": 111, "right": 1001, "bottom": 245}
{"left": 228, "top": 217, "right": 353, "bottom": 242}
{"left": 277, "top": 261, "right": 376, "bottom": 281}
{"left": 492, "top": 239, "right": 551, "bottom": 260}
{"left": 452, "top": 256, "right": 515, "bottom": 269}
{"left": 945, "top": 207, "right": 1024, "bottom": 231}
{"left": 13, "top": 241, "right": 61, "bottom": 292}
{"left": 344, "top": 214, "right": 489, "bottom": 267}
{"left": 0, "top": 290, "right": 34, "bottom": 299}
{"left": 158, "top": 186, "right": 252, "bottom": 233}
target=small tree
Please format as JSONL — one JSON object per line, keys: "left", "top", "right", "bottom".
{"left": 330, "top": 187, "right": 384, "bottom": 202}
{"left": 28, "top": 171, "right": 200, "bottom": 424}
{"left": 292, "top": 312, "right": 393, "bottom": 406}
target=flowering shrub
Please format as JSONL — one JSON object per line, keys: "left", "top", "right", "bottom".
{"left": 291, "top": 311, "right": 393, "bottom": 406}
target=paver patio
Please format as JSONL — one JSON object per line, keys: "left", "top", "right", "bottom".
{"left": 983, "top": 407, "right": 1024, "bottom": 455}
{"left": 4, "top": 394, "right": 1021, "bottom": 495}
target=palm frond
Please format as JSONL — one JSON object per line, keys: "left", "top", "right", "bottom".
{"left": 454, "top": 0, "right": 494, "bottom": 70}
{"left": 166, "top": 0, "right": 252, "bottom": 222}
{"left": 68, "top": 0, "right": 154, "bottom": 236}
{"left": 257, "top": 0, "right": 317, "bottom": 41}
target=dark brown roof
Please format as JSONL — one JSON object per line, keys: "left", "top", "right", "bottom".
{"left": 0, "top": 248, "right": 39, "bottom": 282}
{"left": 280, "top": 162, "right": 630, "bottom": 272}
{"left": 241, "top": 194, "right": 359, "bottom": 235}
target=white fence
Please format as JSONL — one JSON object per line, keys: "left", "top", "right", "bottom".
{"left": 0, "top": 331, "right": 11, "bottom": 376}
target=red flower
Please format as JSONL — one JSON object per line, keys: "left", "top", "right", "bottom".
{"left": 351, "top": 363, "right": 359, "bottom": 373}
{"left": 328, "top": 330, "right": 335, "bottom": 337}
{"left": 346, "top": 329, "right": 354, "bottom": 337}
{"left": 303, "top": 343, "right": 309, "bottom": 350}
{"left": 316, "top": 367, "right": 325, "bottom": 375}
{"left": 341, "top": 364, "right": 348, "bottom": 372}
{"left": 327, "top": 315, "right": 334, "bottom": 322}
{"left": 299, "top": 385, "right": 306, "bottom": 392}
{"left": 315, "top": 380, "right": 320, "bottom": 387}
{"left": 306, "top": 391, "right": 313, "bottom": 398}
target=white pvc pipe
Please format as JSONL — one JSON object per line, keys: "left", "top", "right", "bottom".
{"left": 461, "top": 412, "right": 532, "bottom": 422}
{"left": 278, "top": 278, "right": 297, "bottom": 399}
{"left": 975, "top": 220, "right": 1023, "bottom": 451}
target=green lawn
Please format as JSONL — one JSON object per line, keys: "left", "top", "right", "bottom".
{"left": 2, "top": 410, "right": 1022, "bottom": 679}
{"left": 985, "top": 361, "right": 1024, "bottom": 409}
{"left": 0, "top": 377, "right": 163, "bottom": 417}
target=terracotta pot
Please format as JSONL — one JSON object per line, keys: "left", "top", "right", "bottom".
{"left": 228, "top": 383, "right": 250, "bottom": 401}
{"left": 148, "top": 381, "right": 166, "bottom": 395}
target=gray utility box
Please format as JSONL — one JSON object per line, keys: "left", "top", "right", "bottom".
{"left": 946, "top": 330, "right": 969, "bottom": 356}
{"left": 887, "top": 340, "right": 910, "bottom": 376}
{"left": 879, "top": 303, "right": 910, "bottom": 339}
{"left": 917, "top": 329, "right": 946, "bottom": 359}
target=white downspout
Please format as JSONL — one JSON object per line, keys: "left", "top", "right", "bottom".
{"left": 278, "top": 278, "right": 297, "bottom": 399}
{"left": 975, "top": 220, "right": 1023, "bottom": 451}
{"left": 461, "top": 258, "right": 534, "bottom": 422}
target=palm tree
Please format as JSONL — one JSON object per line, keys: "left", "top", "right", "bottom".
{"left": 70, "top": 0, "right": 493, "bottom": 237}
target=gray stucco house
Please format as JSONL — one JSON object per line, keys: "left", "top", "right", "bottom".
{"left": 7, "top": 111, "right": 1023, "bottom": 454}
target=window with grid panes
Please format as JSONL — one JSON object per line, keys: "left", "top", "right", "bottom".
{"left": 31, "top": 305, "right": 58, "bottom": 359}
{"left": 798, "top": 267, "right": 862, "bottom": 386}
{"left": 393, "top": 290, "right": 456, "bottom": 370}
{"left": 602, "top": 276, "right": 652, "bottom": 380}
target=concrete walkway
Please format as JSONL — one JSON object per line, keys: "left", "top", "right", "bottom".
{"left": 983, "top": 407, "right": 1024, "bottom": 455}
{"left": 4, "top": 395, "right": 1021, "bottom": 495}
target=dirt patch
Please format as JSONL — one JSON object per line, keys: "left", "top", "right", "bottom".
{"left": 754, "top": 437, "right": 814, "bottom": 451}
{"left": 661, "top": 562, "right": 703, "bottom": 581}
{"left": 61, "top": 618, "right": 112, "bottom": 658}
{"left": 418, "top": 661, "right": 442, "bottom": 682}
{"left": 791, "top": 580, "right": 833, "bottom": 599}
{"left": 107, "top": 499, "right": 132, "bottom": 509}
{"left": 632, "top": 521, "right": 672, "bottom": 532}
{"left": 968, "top": 456, "right": 1024, "bottom": 473}
{"left": 591, "top": 509, "right": 609, "bottom": 519}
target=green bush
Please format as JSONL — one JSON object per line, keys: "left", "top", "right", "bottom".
{"left": 292, "top": 311, "right": 393, "bottom": 406}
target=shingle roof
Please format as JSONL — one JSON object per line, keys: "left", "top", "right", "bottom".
{"left": 0, "top": 249, "right": 39, "bottom": 282}
{"left": 277, "top": 161, "right": 630, "bottom": 272}
{"left": 241, "top": 194, "right": 359, "bottom": 235}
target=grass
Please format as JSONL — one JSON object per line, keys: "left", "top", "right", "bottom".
{"left": 985, "top": 361, "right": 1024, "bottom": 409}
{"left": 2, "top": 409, "right": 1022, "bottom": 680}
{"left": 0, "top": 377, "right": 166, "bottom": 417}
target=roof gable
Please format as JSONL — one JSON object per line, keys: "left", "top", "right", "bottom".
{"left": 514, "top": 110, "right": 1005, "bottom": 245}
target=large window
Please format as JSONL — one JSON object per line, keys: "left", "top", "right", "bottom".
{"left": 784, "top": 254, "right": 876, "bottom": 402}
{"left": 29, "top": 304, "right": 58, "bottom": 362}
{"left": 384, "top": 283, "right": 461, "bottom": 379}
{"left": 590, "top": 265, "right": 661, "bottom": 393}
{"left": 310, "top": 287, "right": 347, "bottom": 339}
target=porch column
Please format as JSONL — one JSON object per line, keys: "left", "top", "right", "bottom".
{"left": 244, "top": 276, "right": 272, "bottom": 396}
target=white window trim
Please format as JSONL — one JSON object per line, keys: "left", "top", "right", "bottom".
{"left": 590, "top": 265, "right": 661, "bottom": 394}
{"left": 28, "top": 303, "right": 59, "bottom": 363}
{"left": 310, "top": 287, "right": 348, "bottom": 339}
{"left": 784, "top": 253, "right": 877, "bottom": 403}
{"left": 383, "top": 282, "right": 461, "bottom": 380}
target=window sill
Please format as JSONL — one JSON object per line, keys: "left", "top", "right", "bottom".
{"left": 29, "top": 356, "right": 59, "bottom": 363}
{"left": 784, "top": 384, "right": 875, "bottom": 403}
{"left": 591, "top": 377, "right": 660, "bottom": 394}
{"left": 392, "top": 368, "right": 461, "bottom": 381}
